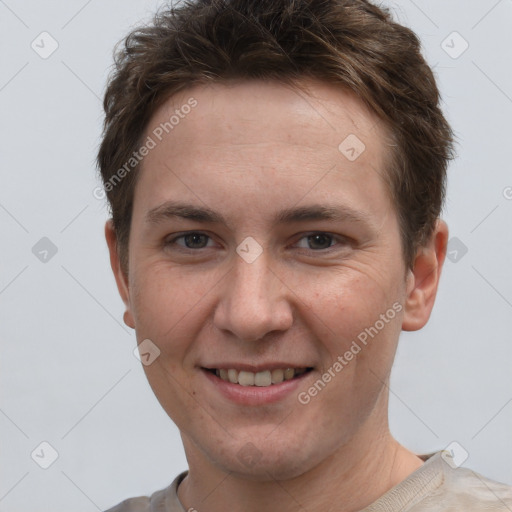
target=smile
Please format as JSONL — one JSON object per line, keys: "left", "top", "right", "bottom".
{"left": 209, "top": 368, "right": 311, "bottom": 387}
{"left": 201, "top": 365, "right": 314, "bottom": 405}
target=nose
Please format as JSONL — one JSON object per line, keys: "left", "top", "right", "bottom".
{"left": 213, "top": 251, "right": 294, "bottom": 343}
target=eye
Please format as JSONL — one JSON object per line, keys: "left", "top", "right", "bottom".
{"left": 164, "top": 231, "right": 350, "bottom": 254}
{"left": 294, "top": 232, "right": 349, "bottom": 251}
{"left": 165, "top": 232, "right": 215, "bottom": 250}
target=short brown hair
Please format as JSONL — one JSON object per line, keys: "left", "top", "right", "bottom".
{"left": 97, "top": 0, "right": 455, "bottom": 274}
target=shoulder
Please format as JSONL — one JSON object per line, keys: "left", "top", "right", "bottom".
{"left": 103, "top": 471, "right": 188, "bottom": 512}
{"left": 104, "top": 496, "right": 150, "bottom": 512}
{"left": 438, "top": 464, "right": 512, "bottom": 510}
{"left": 413, "top": 452, "right": 512, "bottom": 511}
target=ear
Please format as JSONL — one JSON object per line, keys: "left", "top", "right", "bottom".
{"left": 104, "top": 220, "right": 135, "bottom": 329}
{"left": 402, "top": 219, "right": 448, "bottom": 331}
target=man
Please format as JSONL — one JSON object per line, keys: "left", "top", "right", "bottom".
{"left": 97, "top": 0, "right": 512, "bottom": 510}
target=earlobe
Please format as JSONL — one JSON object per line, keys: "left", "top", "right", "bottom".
{"left": 104, "top": 220, "right": 135, "bottom": 330}
{"left": 402, "top": 220, "right": 448, "bottom": 331}
{"left": 123, "top": 310, "right": 135, "bottom": 329}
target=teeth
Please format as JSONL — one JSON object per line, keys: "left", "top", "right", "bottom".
{"left": 271, "top": 369, "right": 284, "bottom": 384}
{"left": 228, "top": 369, "right": 238, "bottom": 384}
{"left": 254, "top": 370, "right": 271, "bottom": 387}
{"left": 214, "top": 368, "right": 308, "bottom": 387}
{"left": 238, "top": 371, "right": 255, "bottom": 386}
{"left": 284, "top": 368, "right": 295, "bottom": 380}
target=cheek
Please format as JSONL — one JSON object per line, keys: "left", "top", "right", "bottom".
{"left": 301, "top": 269, "right": 404, "bottom": 382}
{"left": 131, "top": 262, "right": 209, "bottom": 324}
{"left": 131, "top": 267, "right": 204, "bottom": 422}
{"left": 306, "top": 271, "right": 398, "bottom": 334}
{"left": 129, "top": 264, "right": 208, "bottom": 365}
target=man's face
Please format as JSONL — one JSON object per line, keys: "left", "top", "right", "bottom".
{"left": 114, "top": 80, "right": 414, "bottom": 479}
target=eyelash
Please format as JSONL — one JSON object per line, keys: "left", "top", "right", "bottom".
{"left": 164, "top": 231, "right": 350, "bottom": 254}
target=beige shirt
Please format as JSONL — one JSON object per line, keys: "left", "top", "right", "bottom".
{"left": 105, "top": 451, "right": 512, "bottom": 511}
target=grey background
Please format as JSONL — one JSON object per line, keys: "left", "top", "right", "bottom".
{"left": 1, "top": 0, "right": 511, "bottom": 510}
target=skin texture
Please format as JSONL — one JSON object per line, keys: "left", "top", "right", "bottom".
{"left": 106, "top": 79, "right": 448, "bottom": 512}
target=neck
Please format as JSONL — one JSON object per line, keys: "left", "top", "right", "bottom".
{"left": 177, "top": 422, "right": 423, "bottom": 512}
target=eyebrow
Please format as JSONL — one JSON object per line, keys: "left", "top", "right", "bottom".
{"left": 145, "top": 200, "right": 371, "bottom": 228}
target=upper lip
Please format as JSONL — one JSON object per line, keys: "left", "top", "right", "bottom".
{"left": 201, "top": 363, "right": 313, "bottom": 372}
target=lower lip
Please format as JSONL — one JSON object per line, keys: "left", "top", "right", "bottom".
{"left": 201, "top": 369, "right": 312, "bottom": 405}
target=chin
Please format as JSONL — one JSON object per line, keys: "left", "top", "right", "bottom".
{"left": 210, "top": 439, "right": 323, "bottom": 482}
{"left": 225, "top": 457, "right": 313, "bottom": 482}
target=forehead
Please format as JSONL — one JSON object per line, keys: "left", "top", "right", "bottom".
{"left": 147, "top": 79, "right": 384, "bottom": 156}
{"left": 134, "top": 79, "right": 393, "bottom": 224}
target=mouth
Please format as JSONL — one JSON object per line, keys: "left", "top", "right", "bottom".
{"left": 200, "top": 365, "right": 315, "bottom": 405}
{"left": 202, "top": 367, "right": 313, "bottom": 387}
